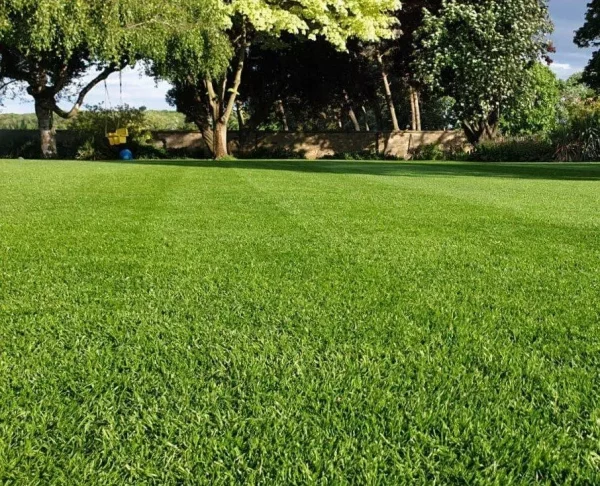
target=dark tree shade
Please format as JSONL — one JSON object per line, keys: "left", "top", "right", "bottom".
{"left": 575, "top": 0, "right": 600, "bottom": 90}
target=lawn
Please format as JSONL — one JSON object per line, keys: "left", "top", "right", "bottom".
{"left": 1, "top": 159, "right": 600, "bottom": 484}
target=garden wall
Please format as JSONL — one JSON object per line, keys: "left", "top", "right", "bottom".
{"left": 0, "top": 129, "right": 467, "bottom": 159}
{"left": 151, "top": 130, "right": 467, "bottom": 159}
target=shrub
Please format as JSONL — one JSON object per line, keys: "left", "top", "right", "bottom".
{"left": 320, "top": 150, "right": 401, "bottom": 161}
{"left": 409, "top": 143, "right": 469, "bottom": 161}
{"left": 552, "top": 101, "right": 600, "bottom": 162}
{"left": 469, "top": 138, "right": 554, "bottom": 162}
{"left": 245, "top": 146, "right": 302, "bottom": 159}
{"left": 75, "top": 139, "right": 100, "bottom": 161}
{"left": 410, "top": 143, "right": 446, "bottom": 161}
{"left": 69, "top": 104, "right": 152, "bottom": 143}
{"left": 68, "top": 104, "right": 159, "bottom": 160}
{"left": 129, "top": 142, "right": 170, "bottom": 160}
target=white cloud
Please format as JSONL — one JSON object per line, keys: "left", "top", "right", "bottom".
{"left": 550, "top": 61, "right": 582, "bottom": 79}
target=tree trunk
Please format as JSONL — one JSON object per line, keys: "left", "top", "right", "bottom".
{"left": 347, "top": 106, "right": 361, "bottom": 131}
{"left": 213, "top": 122, "right": 228, "bottom": 159}
{"left": 410, "top": 88, "right": 417, "bottom": 131}
{"left": 343, "top": 90, "right": 360, "bottom": 132}
{"left": 462, "top": 110, "right": 500, "bottom": 145}
{"left": 202, "top": 36, "right": 248, "bottom": 160}
{"left": 362, "top": 106, "right": 370, "bottom": 132}
{"left": 34, "top": 98, "right": 57, "bottom": 159}
{"left": 414, "top": 89, "right": 422, "bottom": 132}
{"left": 276, "top": 100, "right": 289, "bottom": 131}
{"left": 409, "top": 87, "right": 422, "bottom": 131}
{"left": 377, "top": 55, "right": 400, "bottom": 131}
{"left": 197, "top": 121, "right": 229, "bottom": 159}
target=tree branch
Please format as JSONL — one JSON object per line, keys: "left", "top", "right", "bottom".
{"left": 0, "top": 79, "right": 17, "bottom": 92}
{"left": 222, "top": 44, "right": 247, "bottom": 124}
{"left": 52, "top": 65, "right": 119, "bottom": 119}
{"left": 204, "top": 77, "right": 219, "bottom": 120}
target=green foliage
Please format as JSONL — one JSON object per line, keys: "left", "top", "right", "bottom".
{"left": 0, "top": 0, "right": 226, "bottom": 66}
{"left": 156, "top": 0, "right": 400, "bottom": 158}
{"left": 75, "top": 139, "right": 101, "bottom": 161}
{"left": 470, "top": 138, "right": 555, "bottom": 162}
{"left": 66, "top": 104, "right": 154, "bottom": 160}
{"left": 414, "top": 0, "right": 553, "bottom": 142}
{"left": 552, "top": 101, "right": 600, "bottom": 162}
{"left": 2, "top": 159, "right": 600, "bottom": 483}
{"left": 0, "top": 0, "right": 228, "bottom": 157}
{"left": 245, "top": 146, "right": 303, "bottom": 160}
{"left": 144, "top": 111, "right": 194, "bottom": 131}
{"left": 575, "top": 0, "right": 600, "bottom": 89}
{"left": 410, "top": 143, "right": 445, "bottom": 161}
{"left": 557, "top": 73, "right": 597, "bottom": 125}
{"left": 69, "top": 105, "right": 151, "bottom": 144}
{"left": 501, "top": 63, "right": 561, "bottom": 137}
{"left": 320, "top": 150, "right": 401, "bottom": 161}
{"left": 0, "top": 114, "right": 63, "bottom": 130}
{"left": 0, "top": 111, "right": 192, "bottom": 131}
{"left": 409, "top": 142, "right": 468, "bottom": 161}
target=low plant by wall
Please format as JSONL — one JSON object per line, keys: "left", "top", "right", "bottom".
{"left": 469, "top": 138, "right": 555, "bottom": 162}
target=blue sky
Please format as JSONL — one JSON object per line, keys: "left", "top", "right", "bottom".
{"left": 2, "top": 0, "right": 596, "bottom": 114}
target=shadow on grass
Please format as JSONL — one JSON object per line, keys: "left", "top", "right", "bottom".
{"left": 96, "top": 159, "right": 600, "bottom": 181}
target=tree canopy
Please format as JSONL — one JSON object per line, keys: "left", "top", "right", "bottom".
{"left": 500, "top": 63, "right": 560, "bottom": 137}
{"left": 155, "top": 0, "right": 400, "bottom": 158}
{"left": 575, "top": 0, "right": 600, "bottom": 90}
{"left": 0, "top": 0, "right": 226, "bottom": 156}
{"left": 414, "top": 0, "right": 552, "bottom": 144}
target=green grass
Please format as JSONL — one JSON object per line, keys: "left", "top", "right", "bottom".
{"left": 1, "top": 159, "right": 600, "bottom": 484}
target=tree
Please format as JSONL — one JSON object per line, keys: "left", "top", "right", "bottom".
{"left": 575, "top": 0, "right": 600, "bottom": 90}
{"left": 414, "top": 0, "right": 553, "bottom": 144}
{"left": 0, "top": 0, "right": 224, "bottom": 157}
{"left": 500, "top": 63, "right": 560, "bottom": 137}
{"left": 392, "top": 1, "right": 442, "bottom": 131}
{"left": 155, "top": 0, "right": 400, "bottom": 159}
{"left": 238, "top": 37, "right": 382, "bottom": 133}
{"left": 556, "top": 73, "right": 596, "bottom": 125}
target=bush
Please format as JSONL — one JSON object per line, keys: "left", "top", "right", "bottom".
{"left": 68, "top": 104, "right": 159, "bottom": 160}
{"left": 409, "top": 143, "right": 469, "bottom": 161}
{"left": 320, "top": 150, "right": 401, "bottom": 161}
{"left": 75, "top": 139, "right": 100, "bottom": 161}
{"left": 552, "top": 101, "right": 600, "bottom": 162}
{"left": 245, "top": 146, "right": 302, "bottom": 159}
{"left": 469, "top": 138, "right": 554, "bottom": 162}
{"left": 410, "top": 143, "right": 446, "bottom": 161}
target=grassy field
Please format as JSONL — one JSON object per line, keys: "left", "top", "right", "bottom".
{"left": 1, "top": 159, "right": 600, "bottom": 484}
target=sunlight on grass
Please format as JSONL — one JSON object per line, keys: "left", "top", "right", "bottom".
{"left": 1, "top": 160, "right": 600, "bottom": 483}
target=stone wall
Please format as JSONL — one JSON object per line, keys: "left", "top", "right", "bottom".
{"left": 0, "top": 129, "right": 467, "bottom": 159}
{"left": 151, "top": 130, "right": 467, "bottom": 159}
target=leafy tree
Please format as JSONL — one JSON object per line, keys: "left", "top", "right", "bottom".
{"left": 155, "top": 0, "right": 400, "bottom": 159}
{"left": 0, "top": 0, "right": 224, "bottom": 157}
{"left": 500, "top": 63, "right": 560, "bottom": 137}
{"left": 391, "top": 1, "right": 442, "bottom": 131}
{"left": 575, "top": 0, "right": 600, "bottom": 90}
{"left": 557, "top": 73, "right": 597, "bottom": 124}
{"left": 238, "top": 37, "right": 382, "bottom": 133}
{"left": 414, "top": 0, "right": 553, "bottom": 144}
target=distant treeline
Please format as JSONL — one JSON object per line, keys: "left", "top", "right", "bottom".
{"left": 0, "top": 110, "right": 194, "bottom": 131}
